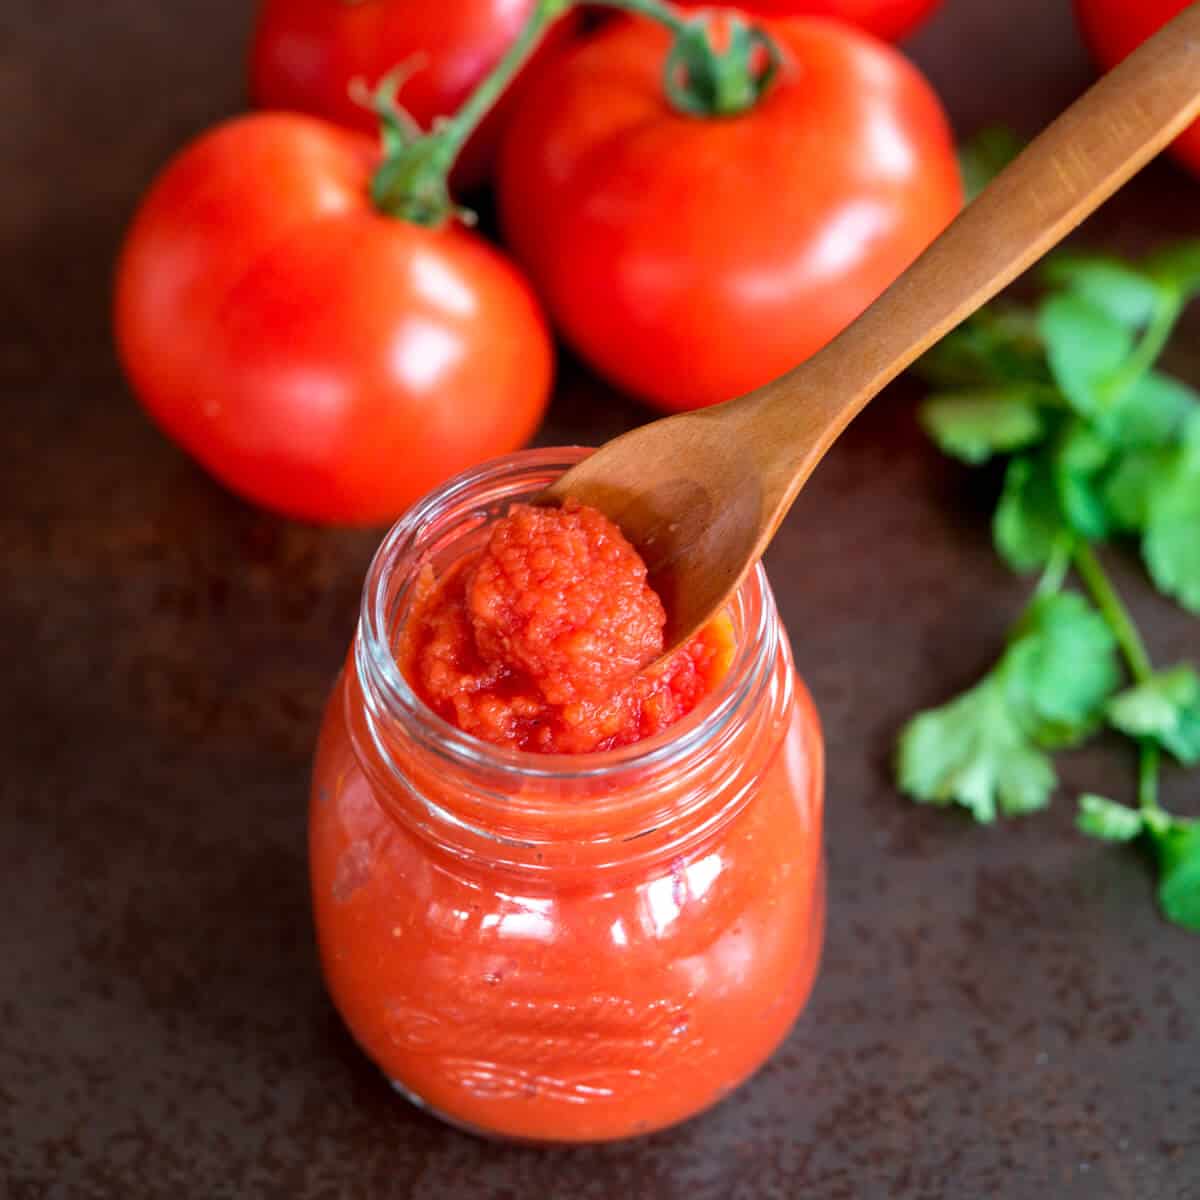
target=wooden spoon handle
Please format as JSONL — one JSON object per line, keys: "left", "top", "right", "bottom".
{"left": 743, "top": 0, "right": 1200, "bottom": 497}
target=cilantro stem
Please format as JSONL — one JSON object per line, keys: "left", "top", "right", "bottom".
{"left": 1139, "top": 741, "right": 1162, "bottom": 814}
{"left": 1072, "top": 542, "right": 1165, "bottom": 817}
{"left": 1106, "top": 290, "right": 1184, "bottom": 401}
{"left": 1035, "top": 534, "right": 1074, "bottom": 597}
{"left": 1071, "top": 543, "right": 1152, "bottom": 684}
{"left": 1133, "top": 291, "right": 1183, "bottom": 375}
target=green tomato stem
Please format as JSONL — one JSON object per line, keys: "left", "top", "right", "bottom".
{"left": 431, "top": 0, "right": 570, "bottom": 175}
{"left": 370, "top": 0, "right": 568, "bottom": 225}
{"left": 370, "top": 0, "right": 781, "bottom": 224}
{"left": 590, "top": 0, "right": 782, "bottom": 118}
{"left": 590, "top": 0, "right": 688, "bottom": 34}
{"left": 1071, "top": 542, "right": 1153, "bottom": 684}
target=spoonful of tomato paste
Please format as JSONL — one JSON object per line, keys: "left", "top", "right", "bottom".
{"left": 400, "top": 499, "right": 732, "bottom": 754}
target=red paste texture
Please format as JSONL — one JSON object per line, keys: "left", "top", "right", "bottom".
{"left": 400, "top": 500, "right": 732, "bottom": 754}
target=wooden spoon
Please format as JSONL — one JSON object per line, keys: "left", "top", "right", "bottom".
{"left": 541, "top": 3, "right": 1200, "bottom": 653}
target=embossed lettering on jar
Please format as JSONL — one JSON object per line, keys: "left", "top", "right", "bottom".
{"left": 309, "top": 449, "right": 826, "bottom": 1142}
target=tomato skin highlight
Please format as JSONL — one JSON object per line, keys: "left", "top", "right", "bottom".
{"left": 1073, "top": 0, "right": 1200, "bottom": 177}
{"left": 497, "top": 16, "right": 962, "bottom": 413}
{"left": 114, "top": 113, "right": 553, "bottom": 525}
{"left": 676, "top": 0, "right": 942, "bottom": 43}
{"left": 249, "top": 0, "right": 575, "bottom": 187}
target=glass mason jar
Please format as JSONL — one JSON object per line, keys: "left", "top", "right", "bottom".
{"left": 310, "top": 448, "right": 825, "bottom": 1143}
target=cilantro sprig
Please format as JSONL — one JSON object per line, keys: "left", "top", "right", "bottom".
{"left": 898, "top": 587, "right": 1117, "bottom": 822}
{"left": 897, "top": 235, "right": 1200, "bottom": 932}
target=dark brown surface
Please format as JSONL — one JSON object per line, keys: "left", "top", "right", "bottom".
{"left": 4, "top": 2, "right": 1200, "bottom": 1197}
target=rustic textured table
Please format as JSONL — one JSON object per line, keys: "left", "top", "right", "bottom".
{"left": 4, "top": 1, "right": 1199, "bottom": 1196}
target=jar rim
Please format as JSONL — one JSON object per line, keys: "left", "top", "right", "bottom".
{"left": 355, "top": 447, "right": 777, "bottom": 790}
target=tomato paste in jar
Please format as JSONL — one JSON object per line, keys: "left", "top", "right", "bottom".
{"left": 309, "top": 449, "right": 824, "bottom": 1142}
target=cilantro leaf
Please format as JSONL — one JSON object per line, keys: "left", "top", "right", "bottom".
{"left": 1091, "top": 378, "right": 1196, "bottom": 549}
{"left": 1043, "top": 254, "right": 1163, "bottom": 327}
{"left": 1147, "top": 820, "right": 1200, "bottom": 931}
{"left": 1142, "top": 420, "right": 1200, "bottom": 613}
{"left": 897, "top": 676, "right": 1056, "bottom": 824}
{"left": 1103, "top": 371, "right": 1198, "bottom": 448}
{"left": 1038, "top": 293, "right": 1134, "bottom": 418}
{"left": 897, "top": 591, "right": 1118, "bottom": 822}
{"left": 1107, "top": 665, "right": 1200, "bottom": 766}
{"left": 1103, "top": 448, "right": 1172, "bottom": 532}
{"left": 994, "top": 453, "right": 1065, "bottom": 571}
{"left": 1004, "top": 591, "right": 1120, "bottom": 746}
{"left": 919, "top": 389, "right": 1046, "bottom": 464}
{"left": 1076, "top": 798, "right": 1200, "bottom": 931}
{"left": 958, "top": 125, "right": 1024, "bottom": 203}
{"left": 1054, "top": 420, "right": 1112, "bottom": 541}
{"left": 1077, "top": 794, "right": 1145, "bottom": 843}
{"left": 1145, "top": 505, "right": 1200, "bottom": 613}
{"left": 1143, "top": 240, "right": 1200, "bottom": 300}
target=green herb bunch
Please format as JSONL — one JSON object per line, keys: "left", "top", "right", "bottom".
{"left": 896, "top": 240, "right": 1200, "bottom": 932}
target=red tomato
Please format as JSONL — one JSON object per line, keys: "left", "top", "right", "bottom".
{"left": 114, "top": 113, "right": 553, "bottom": 525}
{"left": 1074, "top": 0, "right": 1200, "bottom": 176}
{"left": 250, "top": 0, "right": 574, "bottom": 187}
{"left": 497, "top": 16, "right": 961, "bottom": 413}
{"left": 677, "top": 0, "right": 942, "bottom": 42}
